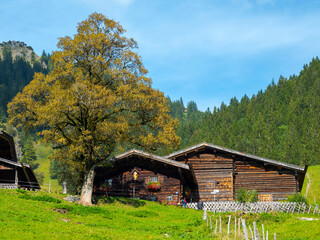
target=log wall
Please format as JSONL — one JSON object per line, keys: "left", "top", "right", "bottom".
{"left": 176, "top": 148, "right": 302, "bottom": 202}
{"left": 234, "top": 157, "right": 298, "bottom": 200}
{"left": 185, "top": 152, "right": 233, "bottom": 202}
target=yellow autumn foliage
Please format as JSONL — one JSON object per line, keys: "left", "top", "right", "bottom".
{"left": 8, "top": 13, "right": 180, "bottom": 200}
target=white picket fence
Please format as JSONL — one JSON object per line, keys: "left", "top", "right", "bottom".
{"left": 187, "top": 201, "right": 320, "bottom": 214}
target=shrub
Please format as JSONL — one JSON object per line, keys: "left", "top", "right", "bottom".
{"left": 236, "top": 188, "right": 259, "bottom": 203}
{"left": 16, "top": 189, "right": 27, "bottom": 194}
{"left": 127, "top": 210, "right": 159, "bottom": 218}
{"left": 287, "top": 193, "right": 308, "bottom": 205}
{"left": 53, "top": 204, "right": 73, "bottom": 212}
{"left": 18, "top": 194, "right": 61, "bottom": 203}
{"left": 53, "top": 203, "right": 109, "bottom": 216}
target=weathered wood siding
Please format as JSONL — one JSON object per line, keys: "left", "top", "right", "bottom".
{"left": 174, "top": 147, "right": 302, "bottom": 202}
{"left": 234, "top": 157, "right": 298, "bottom": 200}
{"left": 183, "top": 152, "right": 233, "bottom": 202}
{"left": 98, "top": 168, "right": 181, "bottom": 203}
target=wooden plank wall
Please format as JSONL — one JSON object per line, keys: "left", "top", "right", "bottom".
{"left": 234, "top": 157, "right": 298, "bottom": 201}
{"left": 186, "top": 153, "right": 234, "bottom": 202}
{"left": 105, "top": 168, "right": 181, "bottom": 203}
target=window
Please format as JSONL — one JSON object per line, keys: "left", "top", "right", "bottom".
{"left": 167, "top": 195, "right": 172, "bottom": 201}
{"left": 149, "top": 176, "right": 158, "bottom": 182}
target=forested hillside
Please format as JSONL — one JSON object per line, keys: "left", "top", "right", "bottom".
{"left": 168, "top": 57, "right": 320, "bottom": 167}
{"left": 0, "top": 41, "right": 52, "bottom": 119}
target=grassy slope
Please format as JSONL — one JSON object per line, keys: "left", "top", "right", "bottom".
{"left": 0, "top": 189, "right": 208, "bottom": 240}
{"left": 301, "top": 165, "right": 320, "bottom": 205}
{"left": 34, "top": 143, "right": 60, "bottom": 192}
{"left": 0, "top": 189, "right": 320, "bottom": 240}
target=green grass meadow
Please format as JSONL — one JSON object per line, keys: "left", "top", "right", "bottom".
{"left": 1, "top": 189, "right": 320, "bottom": 240}
{"left": 301, "top": 165, "right": 320, "bottom": 205}
{"left": 34, "top": 142, "right": 61, "bottom": 192}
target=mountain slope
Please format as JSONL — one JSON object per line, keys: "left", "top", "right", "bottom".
{"left": 0, "top": 41, "right": 51, "bottom": 117}
{"left": 169, "top": 57, "right": 320, "bottom": 167}
{"left": 0, "top": 41, "right": 40, "bottom": 63}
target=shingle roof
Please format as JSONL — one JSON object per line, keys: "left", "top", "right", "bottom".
{"left": 112, "top": 149, "right": 189, "bottom": 170}
{"left": 166, "top": 142, "right": 306, "bottom": 172}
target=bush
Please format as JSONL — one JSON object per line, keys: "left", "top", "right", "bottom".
{"left": 127, "top": 210, "right": 159, "bottom": 218}
{"left": 18, "top": 194, "right": 61, "bottom": 203}
{"left": 16, "top": 189, "right": 27, "bottom": 194}
{"left": 236, "top": 188, "right": 259, "bottom": 203}
{"left": 287, "top": 193, "right": 308, "bottom": 204}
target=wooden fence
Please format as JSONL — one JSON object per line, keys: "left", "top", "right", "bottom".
{"left": 0, "top": 183, "right": 18, "bottom": 189}
{"left": 204, "top": 214, "right": 277, "bottom": 240}
{"left": 187, "top": 201, "right": 320, "bottom": 214}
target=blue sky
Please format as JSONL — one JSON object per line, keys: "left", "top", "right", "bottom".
{"left": 1, "top": 0, "right": 320, "bottom": 110}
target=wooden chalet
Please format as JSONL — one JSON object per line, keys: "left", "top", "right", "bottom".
{"left": 0, "top": 131, "right": 40, "bottom": 190}
{"left": 94, "top": 143, "right": 307, "bottom": 203}
{"left": 94, "top": 149, "right": 191, "bottom": 203}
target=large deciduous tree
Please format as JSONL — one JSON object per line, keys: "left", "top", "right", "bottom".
{"left": 8, "top": 13, "right": 179, "bottom": 205}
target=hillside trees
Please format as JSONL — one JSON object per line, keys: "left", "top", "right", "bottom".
{"left": 8, "top": 13, "right": 179, "bottom": 205}
{"left": 168, "top": 57, "right": 320, "bottom": 166}
{"left": 0, "top": 44, "right": 49, "bottom": 114}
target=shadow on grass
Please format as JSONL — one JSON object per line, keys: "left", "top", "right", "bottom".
{"left": 93, "top": 196, "right": 146, "bottom": 208}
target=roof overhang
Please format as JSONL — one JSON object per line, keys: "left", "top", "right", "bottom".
{"left": 166, "top": 142, "right": 305, "bottom": 172}
{"left": 110, "top": 149, "right": 189, "bottom": 170}
{"left": 0, "top": 157, "right": 28, "bottom": 167}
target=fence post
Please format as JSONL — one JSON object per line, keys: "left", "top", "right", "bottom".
{"left": 253, "top": 222, "right": 260, "bottom": 240}
{"left": 241, "top": 218, "right": 249, "bottom": 240}
{"left": 203, "top": 209, "right": 207, "bottom": 220}
{"left": 227, "top": 215, "right": 231, "bottom": 235}
{"left": 249, "top": 226, "right": 254, "bottom": 240}
{"left": 219, "top": 215, "right": 222, "bottom": 233}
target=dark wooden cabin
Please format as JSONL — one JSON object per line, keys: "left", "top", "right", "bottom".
{"left": 94, "top": 150, "right": 191, "bottom": 203}
{"left": 0, "top": 131, "right": 40, "bottom": 190}
{"left": 94, "top": 143, "right": 307, "bottom": 203}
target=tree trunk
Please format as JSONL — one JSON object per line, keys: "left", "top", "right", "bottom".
{"left": 78, "top": 166, "right": 95, "bottom": 206}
